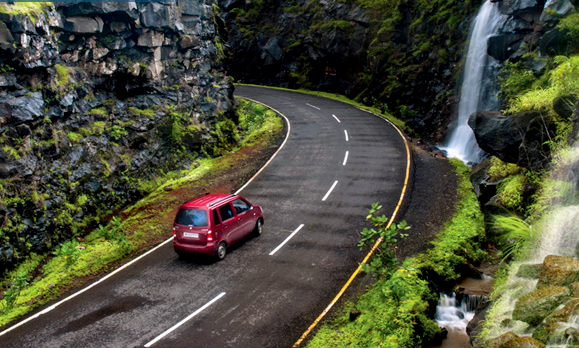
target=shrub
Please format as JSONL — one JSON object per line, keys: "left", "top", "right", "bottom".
{"left": 496, "top": 174, "right": 526, "bottom": 213}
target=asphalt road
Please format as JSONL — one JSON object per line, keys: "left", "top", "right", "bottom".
{"left": 0, "top": 86, "right": 409, "bottom": 348}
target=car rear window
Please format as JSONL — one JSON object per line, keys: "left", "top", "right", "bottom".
{"left": 175, "top": 209, "right": 208, "bottom": 227}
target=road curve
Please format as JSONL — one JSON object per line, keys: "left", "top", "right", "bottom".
{"left": 0, "top": 86, "right": 409, "bottom": 348}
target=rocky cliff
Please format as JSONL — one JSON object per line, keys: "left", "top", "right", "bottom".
{"left": 0, "top": 1, "right": 235, "bottom": 271}
{"left": 218, "top": 0, "right": 482, "bottom": 142}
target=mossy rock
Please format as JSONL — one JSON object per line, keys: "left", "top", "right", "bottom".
{"left": 532, "top": 298, "right": 579, "bottom": 345}
{"left": 484, "top": 332, "right": 545, "bottom": 348}
{"left": 538, "top": 255, "right": 579, "bottom": 289}
{"left": 517, "top": 263, "right": 542, "bottom": 279}
{"left": 512, "top": 285, "right": 570, "bottom": 326}
{"left": 501, "top": 336, "right": 546, "bottom": 347}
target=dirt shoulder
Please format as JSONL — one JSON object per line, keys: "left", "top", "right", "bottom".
{"left": 397, "top": 141, "right": 460, "bottom": 260}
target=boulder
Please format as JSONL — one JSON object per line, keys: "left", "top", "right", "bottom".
{"left": 540, "top": 28, "right": 571, "bottom": 56}
{"left": 512, "top": 285, "right": 570, "bottom": 326}
{"left": 140, "top": 2, "right": 176, "bottom": 29}
{"left": 537, "top": 255, "right": 579, "bottom": 289}
{"left": 532, "top": 298, "right": 579, "bottom": 344}
{"left": 498, "top": 0, "right": 540, "bottom": 16}
{"left": 0, "top": 21, "right": 14, "bottom": 46}
{"left": 468, "top": 110, "right": 556, "bottom": 170}
{"left": 63, "top": 16, "right": 104, "bottom": 34}
{"left": 540, "top": 0, "right": 576, "bottom": 21}
{"left": 553, "top": 95, "right": 578, "bottom": 120}
{"left": 517, "top": 263, "right": 543, "bottom": 279}
{"left": 488, "top": 33, "right": 526, "bottom": 62}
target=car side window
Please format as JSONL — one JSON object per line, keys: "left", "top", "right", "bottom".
{"left": 212, "top": 209, "right": 220, "bottom": 225}
{"left": 232, "top": 199, "right": 250, "bottom": 215}
{"left": 218, "top": 203, "right": 234, "bottom": 222}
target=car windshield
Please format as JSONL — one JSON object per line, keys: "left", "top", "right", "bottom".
{"left": 175, "top": 209, "right": 208, "bottom": 227}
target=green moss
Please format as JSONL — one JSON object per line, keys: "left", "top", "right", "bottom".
{"left": 66, "top": 132, "right": 83, "bottom": 143}
{"left": 90, "top": 107, "right": 107, "bottom": 117}
{"left": 306, "top": 159, "right": 486, "bottom": 347}
{"left": 0, "top": 2, "right": 52, "bottom": 23}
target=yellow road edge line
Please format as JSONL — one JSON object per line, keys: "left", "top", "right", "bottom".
{"left": 293, "top": 108, "right": 412, "bottom": 347}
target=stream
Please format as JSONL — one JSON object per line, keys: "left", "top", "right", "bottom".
{"left": 431, "top": 275, "right": 495, "bottom": 348}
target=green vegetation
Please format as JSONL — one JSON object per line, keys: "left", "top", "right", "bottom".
{"left": 306, "top": 159, "right": 486, "bottom": 347}
{"left": 0, "top": 2, "right": 52, "bottom": 23}
{"left": 0, "top": 100, "right": 284, "bottom": 328}
{"left": 237, "top": 84, "right": 409, "bottom": 134}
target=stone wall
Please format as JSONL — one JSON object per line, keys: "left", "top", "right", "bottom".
{"left": 0, "top": 1, "right": 235, "bottom": 271}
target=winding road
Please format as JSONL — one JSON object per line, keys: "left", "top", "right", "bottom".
{"left": 0, "top": 86, "right": 409, "bottom": 347}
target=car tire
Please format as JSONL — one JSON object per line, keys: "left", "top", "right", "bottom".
{"left": 254, "top": 219, "right": 263, "bottom": 237}
{"left": 216, "top": 242, "right": 227, "bottom": 261}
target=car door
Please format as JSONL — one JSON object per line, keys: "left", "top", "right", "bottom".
{"left": 217, "top": 202, "right": 236, "bottom": 244}
{"left": 232, "top": 198, "right": 253, "bottom": 238}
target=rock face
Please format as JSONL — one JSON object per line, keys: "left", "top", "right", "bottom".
{"left": 217, "top": 0, "right": 480, "bottom": 143}
{"left": 0, "top": 1, "right": 235, "bottom": 271}
{"left": 468, "top": 110, "right": 556, "bottom": 170}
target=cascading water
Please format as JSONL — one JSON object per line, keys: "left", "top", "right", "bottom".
{"left": 439, "top": 0, "right": 505, "bottom": 164}
{"left": 484, "top": 145, "right": 579, "bottom": 346}
{"left": 434, "top": 293, "right": 484, "bottom": 347}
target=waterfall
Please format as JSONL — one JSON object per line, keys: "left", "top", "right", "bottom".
{"left": 440, "top": 0, "right": 505, "bottom": 164}
{"left": 484, "top": 145, "right": 579, "bottom": 345}
{"left": 434, "top": 292, "right": 486, "bottom": 347}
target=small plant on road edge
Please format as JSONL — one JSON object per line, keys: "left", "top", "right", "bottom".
{"left": 358, "top": 202, "right": 409, "bottom": 276}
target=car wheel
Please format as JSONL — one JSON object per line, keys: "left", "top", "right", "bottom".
{"left": 216, "top": 242, "right": 227, "bottom": 261}
{"left": 254, "top": 219, "right": 263, "bottom": 237}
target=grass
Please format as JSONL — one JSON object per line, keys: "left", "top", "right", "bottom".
{"left": 305, "top": 159, "right": 486, "bottom": 347}
{"left": 0, "top": 101, "right": 284, "bottom": 329}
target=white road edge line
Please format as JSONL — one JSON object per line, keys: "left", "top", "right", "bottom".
{"left": 344, "top": 130, "right": 349, "bottom": 142}
{"left": 144, "top": 292, "right": 227, "bottom": 347}
{"left": 269, "top": 224, "right": 305, "bottom": 256}
{"left": 306, "top": 103, "right": 321, "bottom": 110}
{"left": 332, "top": 114, "right": 341, "bottom": 123}
{"left": 0, "top": 237, "right": 174, "bottom": 338}
{"left": 322, "top": 180, "right": 339, "bottom": 202}
{"left": 342, "top": 151, "right": 349, "bottom": 166}
{"left": 0, "top": 96, "right": 291, "bottom": 338}
{"left": 235, "top": 97, "right": 291, "bottom": 195}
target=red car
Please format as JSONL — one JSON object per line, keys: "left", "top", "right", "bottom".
{"left": 173, "top": 193, "right": 264, "bottom": 260}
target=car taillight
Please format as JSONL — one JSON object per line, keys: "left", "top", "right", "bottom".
{"left": 207, "top": 230, "right": 213, "bottom": 242}
{"left": 173, "top": 227, "right": 176, "bottom": 238}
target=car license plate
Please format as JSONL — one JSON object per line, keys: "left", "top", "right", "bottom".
{"left": 183, "top": 232, "right": 199, "bottom": 238}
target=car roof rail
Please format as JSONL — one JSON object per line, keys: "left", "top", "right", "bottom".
{"left": 208, "top": 194, "right": 236, "bottom": 207}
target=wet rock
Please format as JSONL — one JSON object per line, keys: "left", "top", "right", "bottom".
{"left": 537, "top": 255, "right": 579, "bottom": 289}
{"left": 517, "top": 263, "right": 543, "bottom": 279}
{"left": 500, "top": 336, "right": 546, "bottom": 347}
{"left": 483, "top": 331, "right": 522, "bottom": 348}
{"left": 63, "top": 16, "right": 104, "bottom": 34}
{"left": 512, "top": 285, "right": 570, "bottom": 326}
{"left": 540, "top": 0, "right": 576, "bottom": 21}
{"left": 553, "top": 95, "right": 578, "bottom": 120}
{"left": 533, "top": 298, "right": 579, "bottom": 344}
{"left": 469, "top": 110, "right": 556, "bottom": 170}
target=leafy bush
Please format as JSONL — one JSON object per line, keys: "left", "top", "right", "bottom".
{"left": 498, "top": 61, "right": 537, "bottom": 106}
{"left": 306, "top": 159, "right": 486, "bottom": 347}
{"left": 488, "top": 157, "right": 524, "bottom": 181}
{"left": 491, "top": 215, "right": 533, "bottom": 263}
{"left": 358, "top": 202, "right": 409, "bottom": 275}
{"left": 55, "top": 239, "right": 80, "bottom": 266}
{"left": 496, "top": 174, "right": 526, "bottom": 214}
